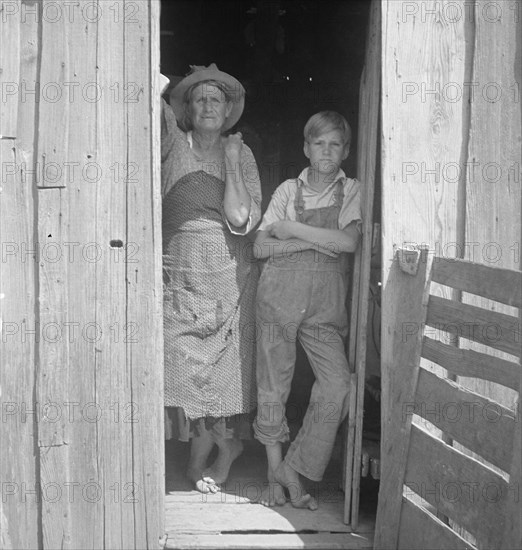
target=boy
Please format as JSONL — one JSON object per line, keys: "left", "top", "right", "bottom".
{"left": 253, "top": 111, "right": 362, "bottom": 510}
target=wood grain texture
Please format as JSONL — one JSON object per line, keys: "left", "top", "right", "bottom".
{"left": 406, "top": 424, "right": 510, "bottom": 548}
{"left": 91, "top": 7, "right": 134, "bottom": 549}
{"left": 422, "top": 336, "right": 520, "bottom": 391}
{"left": 123, "top": 1, "right": 165, "bottom": 547}
{"left": 0, "top": 6, "right": 39, "bottom": 548}
{"left": 432, "top": 258, "right": 522, "bottom": 307}
{"left": 397, "top": 497, "right": 475, "bottom": 550}
{"left": 164, "top": 491, "right": 375, "bottom": 536}
{"left": 415, "top": 367, "right": 515, "bottom": 471}
{"left": 32, "top": 2, "right": 164, "bottom": 548}
{"left": 0, "top": 0, "right": 19, "bottom": 137}
{"left": 380, "top": 0, "right": 471, "bottom": 452}
{"left": 166, "top": 533, "right": 373, "bottom": 550}
{"left": 374, "top": 248, "right": 432, "bottom": 549}
{"left": 36, "top": 4, "right": 99, "bottom": 546}
{"left": 426, "top": 295, "right": 520, "bottom": 357}
{"left": 452, "top": 14, "right": 521, "bottom": 545}
{"left": 498, "top": 399, "right": 521, "bottom": 549}
{"left": 459, "top": 0, "right": 521, "bottom": 437}
{"left": 345, "top": 0, "right": 380, "bottom": 527}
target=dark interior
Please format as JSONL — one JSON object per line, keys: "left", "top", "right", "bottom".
{"left": 160, "top": 0, "right": 381, "bottom": 513}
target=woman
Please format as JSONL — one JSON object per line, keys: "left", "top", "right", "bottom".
{"left": 161, "top": 65, "right": 261, "bottom": 493}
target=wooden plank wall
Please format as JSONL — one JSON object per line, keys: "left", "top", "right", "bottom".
{"left": 460, "top": 0, "right": 521, "bottom": 406}
{"left": 456, "top": 2, "right": 522, "bottom": 541}
{"left": 380, "top": 0, "right": 521, "bottom": 545}
{"left": 1, "top": 1, "right": 39, "bottom": 547}
{"left": 0, "top": 1, "right": 164, "bottom": 548}
{"left": 380, "top": 0, "right": 471, "bottom": 446}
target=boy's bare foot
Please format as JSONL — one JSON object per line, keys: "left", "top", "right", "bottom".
{"left": 203, "top": 437, "right": 243, "bottom": 485}
{"left": 256, "top": 467, "right": 286, "bottom": 507}
{"left": 274, "top": 461, "right": 318, "bottom": 510}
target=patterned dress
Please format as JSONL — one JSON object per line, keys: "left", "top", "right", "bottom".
{"left": 161, "top": 100, "right": 261, "bottom": 437}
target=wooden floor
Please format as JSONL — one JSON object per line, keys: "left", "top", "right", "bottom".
{"left": 164, "top": 437, "right": 377, "bottom": 549}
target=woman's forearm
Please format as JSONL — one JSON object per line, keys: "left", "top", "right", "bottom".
{"left": 223, "top": 154, "right": 251, "bottom": 227}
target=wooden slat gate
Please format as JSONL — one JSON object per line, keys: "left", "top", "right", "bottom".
{"left": 375, "top": 248, "right": 521, "bottom": 549}
{"left": 1, "top": 1, "right": 164, "bottom": 548}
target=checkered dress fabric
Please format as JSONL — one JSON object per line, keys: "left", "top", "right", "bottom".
{"left": 162, "top": 170, "right": 257, "bottom": 419}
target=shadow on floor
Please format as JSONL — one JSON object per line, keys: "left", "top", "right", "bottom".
{"left": 164, "top": 428, "right": 377, "bottom": 549}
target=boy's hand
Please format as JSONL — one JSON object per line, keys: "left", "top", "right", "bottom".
{"left": 267, "top": 221, "right": 296, "bottom": 240}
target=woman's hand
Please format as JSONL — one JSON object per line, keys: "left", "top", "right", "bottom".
{"left": 160, "top": 74, "right": 170, "bottom": 95}
{"left": 224, "top": 132, "right": 243, "bottom": 161}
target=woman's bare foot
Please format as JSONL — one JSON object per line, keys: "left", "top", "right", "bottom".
{"left": 274, "top": 461, "right": 318, "bottom": 510}
{"left": 186, "top": 467, "right": 220, "bottom": 494}
{"left": 256, "top": 466, "right": 286, "bottom": 507}
{"left": 186, "top": 428, "right": 217, "bottom": 493}
{"left": 203, "top": 437, "right": 243, "bottom": 485}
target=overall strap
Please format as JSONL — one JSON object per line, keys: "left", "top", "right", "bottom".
{"left": 293, "top": 179, "right": 306, "bottom": 222}
{"left": 333, "top": 178, "right": 345, "bottom": 209}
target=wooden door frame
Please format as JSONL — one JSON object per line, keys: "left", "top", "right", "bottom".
{"left": 153, "top": 0, "right": 382, "bottom": 535}
{"left": 343, "top": 0, "right": 381, "bottom": 528}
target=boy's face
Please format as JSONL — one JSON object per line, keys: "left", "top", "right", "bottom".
{"left": 304, "top": 129, "right": 349, "bottom": 176}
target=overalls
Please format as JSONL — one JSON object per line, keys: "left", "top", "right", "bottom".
{"left": 253, "top": 178, "right": 352, "bottom": 482}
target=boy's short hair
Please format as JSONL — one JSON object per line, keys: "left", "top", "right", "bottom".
{"left": 304, "top": 111, "right": 352, "bottom": 147}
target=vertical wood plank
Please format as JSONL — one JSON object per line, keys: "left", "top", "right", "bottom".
{"left": 94, "top": 3, "right": 135, "bottom": 548}
{"left": 499, "top": 15, "right": 521, "bottom": 542}
{"left": 380, "top": 0, "right": 471, "bottom": 450}
{"left": 0, "top": 0, "right": 20, "bottom": 137}
{"left": 0, "top": 3, "right": 39, "bottom": 548}
{"left": 344, "top": 0, "right": 380, "bottom": 528}
{"left": 36, "top": 188, "right": 72, "bottom": 546}
{"left": 459, "top": 0, "right": 521, "bottom": 412}
{"left": 374, "top": 247, "right": 432, "bottom": 549}
{"left": 36, "top": 2, "right": 99, "bottom": 547}
{"left": 3, "top": 1, "right": 163, "bottom": 548}
{"left": 124, "top": 0, "right": 165, "bottom": 547}
{"left": 498, "top": 399, "right": 521, "bottom": 550}
{"left": 0, "top": 141, "right": 40, "bottom": 550}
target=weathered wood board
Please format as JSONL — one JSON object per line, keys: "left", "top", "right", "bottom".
{"left": 345, "top": 0, "right": 381, "bottom": 528}
{"left": 459, "top": 0, "right": 521, "bottom": 419}
{"left": 0, "top": 3, "right": 39, "bottom": 547}
{"left": 375, "top": 249, "right": 520, "bottom": 549}
{"left": 1, "top": 1, "right": 164, "bottom": 548}
{"left": 380, "top": 0, "right": 472, "bottom": 447}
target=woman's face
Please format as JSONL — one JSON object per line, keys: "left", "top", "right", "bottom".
{"left": 187, "top": 83, "right": 233, "bottom": 134}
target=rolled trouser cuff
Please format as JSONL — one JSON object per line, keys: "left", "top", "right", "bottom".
{"left": 253, "top": 417, "right": 290, "bottom": 446}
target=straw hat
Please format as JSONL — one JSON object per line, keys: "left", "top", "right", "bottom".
{"left": 169, "top": 64, "right": 245, "bottom": 131}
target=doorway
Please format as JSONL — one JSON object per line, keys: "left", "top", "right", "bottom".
{"left": 159, "top": 1, "right": 379, "bottom": 546}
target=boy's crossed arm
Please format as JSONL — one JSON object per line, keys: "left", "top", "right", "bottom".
{"left": 253, "top": 220, "right": 360, "bottom": 259}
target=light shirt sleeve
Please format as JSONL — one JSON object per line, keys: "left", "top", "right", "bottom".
{"left": 339, "top": 178, "right": 363, "bottom": 231}
{"left": 161, "top": 98, "right": 184, "bottom": 160}
{"left": 161, "top": 98, "right": 187, "bottom": 197}
{"left": 257, "top": 180, "right": 293, "bottom": 231}
{"left": 223, "top": 144, "right": 262, "bottom": 235}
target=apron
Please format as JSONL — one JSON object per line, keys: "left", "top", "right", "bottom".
{"left": 162, "top": 170, "right": 257, "bottom": 419}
